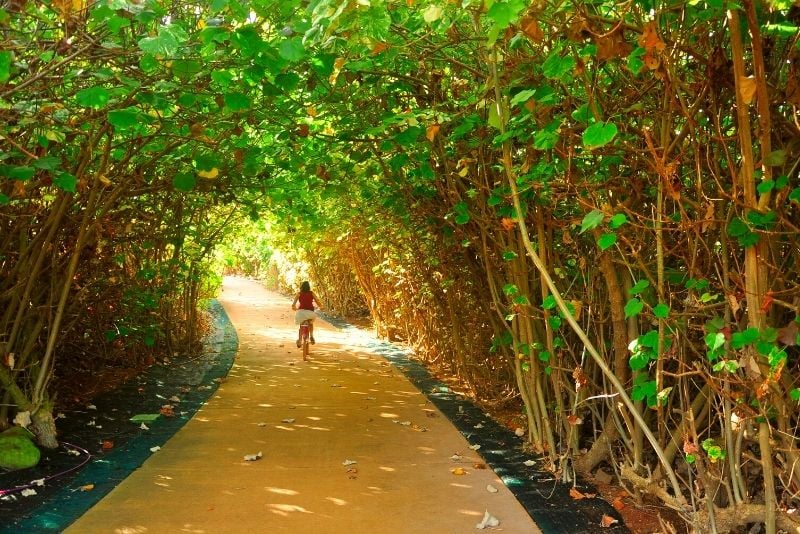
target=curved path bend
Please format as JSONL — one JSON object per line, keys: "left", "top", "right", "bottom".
{"left": 66, "top": 277, "right": 539, "bottom": 533}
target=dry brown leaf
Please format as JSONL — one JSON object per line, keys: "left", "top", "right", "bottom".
{"left": 520, "top": 17, "right": 543, "bottom": 42}
{"left": 566, "top": 414, "right": 583, "bottom": 426}
{"left": 79, "top": 484, "right": 95, "bottom": 492}
{"left": 473, "top": 463, "right": 487, "bottom": 470}
{"left": 569, "top": 487, "right": 595, "bottom": 500}
{"left": 612, "top": 497, "right": 626, "bottom": 511}
{"left": 777, "top": 321, "right": 798, "bottom": 346}
{"left": 683, "top": 439, "right": 699, "bottom": 455}
{"left": 426, "top": 124, "right": 440, "bottom": 142}
{"left": 451, "top": 467, "right": 467, "bottom": 475}
{"left": 102, "top": 440, "right": 114, "bottom": 450}
{"left": 601, "top": 514, "right": 619, "bottom": 527}
{"left": 12, "top": 180, "right": 26, "bottom": 198}
{"left": 371, "top": 42, "right": 389, "bottom": 55}
{"left": 501, "top": 217, "right": 516, "bottom": 231}
{"left": 739, "top": 76, "right": 757, "bottom": 105}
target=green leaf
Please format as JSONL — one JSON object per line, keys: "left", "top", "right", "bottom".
{"left": 653, "top": 303, "right": 670, "bottom": 319}
{"left": 731, "top": 327, "right": 759, "bottom": 349}
{"left": 638, "top": 330, "right": 660, "bottom": 349}
{"left": 138, "top": 25, "right": 189, "bottom": 57}
{"left": 53, "top": 172, "right": 77, "bottom": 192}
{"left": 542, "top": 52, "right": 576, "bottom": 80}
{"left": 757, "top": 180, "right": 775, "bottom": 195}
{"left": 223, "top": 92, "right": 251, "bottom": 111}
{"left": 502, "top": 283, "right": 519, "bottom": 296}
{"left": 685, "top": 453, "right": 696, "bottom": 464}
{"left": 597, "top": 232, "right": 616, "bottom": 250}
{"left": 108, "top": 109, "right": 143, "bottom": 129}
{"left": 0, "top": 50, "right": 12, "bottom": 82}
{"left": 172, "top": 172, "right": 196, "bottom": 192}
{"left": 629, "top": 352, "right": 650, "bottom": 371}
{"left": 705, "top": 332, "right": 725, "bottom": 352}
{"left": 279, "top": 37, "right": 306, "bottom": 62}
{"left": 790, "top": 388, "right": 800, "bottom": 402}
{"left": 571, "top": 103, "right": 592, "bottom": 123}
{"left": 579, "top": 209, "right": 604, "bottom": 233}
{"left": 542, "top": 295, "right": 557, "bottom": 310}
{"left": 7, "top": 166, "right": 35, "bottom": 181}
{"left": 763, "top": 149, "right": 786, "bottom": 166}
{"left": 627, "top": 47, "right": 645, "bottom": 75}
{"left": 32, "top": 156, "right": 61, "bottom": 170}
{"left": 76, "top": 86, "right": 110, "bottom": 108}
{"left": 510, "top": 89, "right": 536, "bottom": 107}
{"left": 0, "top": 193, "right": 9, "bottom": 205}
{"left": 624, "top": 298, "right": 644, "bottom": 319}
{"left": 486, "top": 0, "right": 527, "bottom": 29}
{"left": 548, "top": 315, "right": 562, "bottom": 329}
{"left": 582, "top": 122, "right": 618, "bottom": 150}
{"left": 502, "top": 251, "right": 518, "bottom": 260}
{"left": 171, "top": 59, "right": 202, "bottom": 79}
{"left": 609, "top": 213, "right": 627, "bottom": 229}
{"left": 629, "top": 279, "right": 650, "bottom": 295}
{"left": 726, "top": 216, "right": 749, "bottom": 237}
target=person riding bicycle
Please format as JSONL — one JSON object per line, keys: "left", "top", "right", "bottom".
{"left": 291, "top": 281, "right": 324, "bottom": 347}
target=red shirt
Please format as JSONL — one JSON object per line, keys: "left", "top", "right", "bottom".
{"left": 298, "top": 291, "right": 314, "bottom": 311}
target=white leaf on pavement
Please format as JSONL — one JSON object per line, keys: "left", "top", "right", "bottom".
{"left": 514, "top": 428, "right": 525, "bottom": 437}
{"left": 342, "top": 459, "right": 357, "bottom": 466}
{"left": 399, "top": 421, "right": 411, "bottom": 426}
{"left": 486, "top": 484, "right": 498, "bottom": 493}
{"left": 150, "top": 446, "right": 161, "bottom": 452}
{"left": 474, "top": 423, "right": 484, "bottom": 429}
{"left": 523, "top": 460, "right": 536, "bottom": 467}
{"left": 140, "top": 423, "right": 149, "bottom": 430}
{"left": 281, "top": 418, "right": 295, "bottom": 424}
{"left": 257, "top": 422, "right": 267, "bottom": 427}
{"left": 169, "top": 396, "right": 181, "bottom": 403}
{"left": 469, "top": 444, "right": 481, "bottom": 450}
{"left": 450, "top": 454, "right": 463, "bottom": 462}
{"left": 21, "top": 488, "right": 37, "bottom": 497}
{"left": 476, "top": 510, "right": 500, "bottom": 529}
{"left": 32, "top": 478, "right": 45, "bottom": 487}
{"left": 244, "top": 451, "right": 263, "bottom": 461}
{"left": 87, "top": 404, "right": 97, "bottom": 410}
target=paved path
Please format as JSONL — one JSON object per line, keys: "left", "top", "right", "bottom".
{"left": 66, "top": 277, "right": 539, "bottom": 533}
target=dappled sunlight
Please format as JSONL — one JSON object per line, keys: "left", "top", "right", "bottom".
{"left": 114, "top": 527, "right": 149, "bottom": 534}
{"left": 325, "top": 497, "right": 348, "bottom": 506}
{"left": 266, "top": 487, "right": 299, "bottom": 496}
{"left": 379, "top": 412, "right": 400, "bottom": 418}
{"left": 267, "top": 503, "right": 313, "bottom": 516}
{"left": 458, "top": 509, "right": 484, "bottom": 517}
{"left": 179, "top": 525, "right": 206, "bottom": 533}
{"left": 450, "top": 483, "right": 473, "bottom": 489}
{"left": 378, "top": 466, "right": 396, "bottom": 472}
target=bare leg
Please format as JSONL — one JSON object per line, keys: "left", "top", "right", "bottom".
{"left": 310, "top": 321, "right": 315, "bottom": 343}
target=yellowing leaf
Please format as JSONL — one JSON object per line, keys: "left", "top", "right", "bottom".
{"left": 197, "top": 168, "right": 219, "bottom": 179}
{"left": 739, "top": 76, "right": 757, "bottom": 105}
{"left": 306, "top": 106, "right": 317, "bottom": 117}
{"left": 600, "top": 514, "right": 619, "bottom": 527}
{"left": 79, "top": 484, "right": 95, "bottom": 492}
{"left": 197, "top": 19, "right": 206, "bottom": 30}
{"left": 451, "top": 467, "right": 467, "bottom": 475}
{"left": 423, "top": 5, "right": 443, "bottom": 23}
{"left": 98, "top": 175, "right": 111, "bottom": 187}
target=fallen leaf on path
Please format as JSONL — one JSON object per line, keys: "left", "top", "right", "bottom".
{"left": 398, "top": 421, "right": 411, "bottom": 426}
{"left": 87, "top": 404, "right": 97, "bottom": 410}
{"left": 450, "top": 454, "right": 463, "bottom": 462}
{"left": 160, "top": 405, "right": 175, "bottom": 417}
{"left": 474, "top": 423, "right": 484, "bottom": 429}
{"left": 257, "top": 422, "right": 267, "bottom": 427}
{"left": 601, "top": 514, "right": 619, "bottom": 527}
{"left": 102, "top": 440, "right": 114, "bottom": 450}
{"left": 21, "top": 488, "right": 37, "bottom": 497}
{"left": 169, "top": 396, "right": 181, "bottom": 403}
{"left": 523, "top": 460, "right": 536, "bottom": 467}
{"left": 150, "top": 446, "right": 161, "bottom": 452}
{"left": 78, "top": 484, "right": 94, "bottom": 492}
{"left": 476, "top": 510, "right": 500, "bottom": 529}
{"left": 140, "top": 423, "right": 149, "bottom": 430}
{"left": 469, "top": 444, "right": 481, "bottom": 451}
{"left": 612, "top": 497, "right": 626, "bottom": 511}
{"left": 570, "top": 487, "right": 596, "bottom": 500}
{"left": 473, "top": 463, "right": 487, "bottom": 469}
{"left": 244, "top": 451, "right": 263, "bottom": 461}
{"left": 32, "top": 479, "right": 44, "bottom": 487}
{"left": 514, "top": 428, "right": 525, "bottom": 437}
{"left": 486, "top": 484, "right": 498, "bottom": 493}
{"left": 451, "top": 467, "right": 467, "bottom": 475}
{"left": 281, "top": 418, "right": 295, "bottom": 424}
{"left": 342, "top": 459, "right": 357, "bottom": 466}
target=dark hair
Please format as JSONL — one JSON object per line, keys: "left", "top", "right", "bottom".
{"left": 300, "top": 281, "right": 311, "bottom": 292}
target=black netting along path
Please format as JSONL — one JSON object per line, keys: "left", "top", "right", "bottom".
{"left": 320, "top": 311, "right": 628, "bottom": 534}
{"left": 0, "top": 300, "right": 238, "bottom": 533}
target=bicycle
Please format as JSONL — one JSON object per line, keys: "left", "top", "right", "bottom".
{"left": 298, "top": 319, "right": 312, "bottom": 361}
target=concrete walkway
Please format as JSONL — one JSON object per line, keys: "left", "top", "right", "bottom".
{"left": 66, "top": 277, "right": 539, "bottom": 533}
